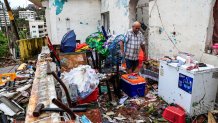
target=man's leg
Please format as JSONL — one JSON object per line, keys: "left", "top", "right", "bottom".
{"left": 132, "top": 60, "right": 139, "bottom": 73}
{"left": 125, "top": 59, "right": 133, "bottom": 73}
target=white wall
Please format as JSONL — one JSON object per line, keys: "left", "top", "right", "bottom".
{"left": 148, "top": 0, "right": 218, "bottom": 66}
{"left": 101, "top": 0, "right": 131, "bottom": 35}
{"left": 101, "top": 0, "right": 149, "bottom": 36}
{"left": 43, "top": 0, "right": 101, "bottom": 44}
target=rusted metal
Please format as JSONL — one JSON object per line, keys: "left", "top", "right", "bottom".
{"left": 25, "top": 61, "right": 60, "bottom": 123}
{"left": 49, "top": 71, "right": 74, "bottom": 108}
{"left": 52, "top": 98, "right": 76, "bottom": 120}
{"left": 33, "top": 103, "right": 45, "bottom": 117}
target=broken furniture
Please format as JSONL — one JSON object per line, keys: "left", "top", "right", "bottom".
{"left": 59, "top": 51, "right": 114, "bottom": 101}
{"left": 158, "top": 60, "right": 218, "bottom": 116}
{"left": 140, "top": 60, "right": 159, "bottom": 81}
{"left": 96, "top": 52, "right": 122, "bottom": 100}
{"left": 25, "top": 46, "right": 102, "bottom": 122}
{"left": 50, "top": 65, "right": 102, "bottom": 122}
{"left": 59, "top": 52, "right": 88, "bottom": 72}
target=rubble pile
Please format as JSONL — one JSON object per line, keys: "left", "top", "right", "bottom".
{"left": 0, "top": 61, "right": 36, "bottom": 122}
{"left": 0, "top": 58, "right": 18, "bottom": 68}
{"left": 99, "top": 85, "right": 168, "bottom": 123}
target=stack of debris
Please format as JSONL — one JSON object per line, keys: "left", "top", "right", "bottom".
{"left": 0, "top": 58, "right": 18, "bottom": 68}
{"left": 0, "top": 61, "right": 36, "bottom": 122}
{"left": 99, "top": 90, "right": 168, "bottom": 123}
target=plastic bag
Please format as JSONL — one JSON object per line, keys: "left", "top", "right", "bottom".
{"left": 138, "top": 49, "right": 146, "bottom": 68}
{"left": 62, "top": 65, "right": 99, "bottom": 99}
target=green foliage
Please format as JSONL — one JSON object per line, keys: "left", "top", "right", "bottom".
{"left": 19, "top": 29, "right": 28, "bottom": 39}
{"left": 0, "top": 31, "right": 9, "bottom": 57}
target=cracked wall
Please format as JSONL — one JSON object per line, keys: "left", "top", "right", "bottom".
{"left": 148, "top": 0, "right": 218, "bottom": 66}
{"left": 43, "top": 0, "right": 101, "bottom": 44}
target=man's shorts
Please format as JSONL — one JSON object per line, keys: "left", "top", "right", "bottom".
{"left": 125, "top": 59, "right": 139, "bottom": 70}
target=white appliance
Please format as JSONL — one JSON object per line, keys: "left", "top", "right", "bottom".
{"left": 158, "top": 60, "right": 218, "bottom": 116}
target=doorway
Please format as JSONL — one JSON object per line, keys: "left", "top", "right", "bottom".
{"left": 129, "top": 0, "right": 149, "bottom": 53}
{"left": 101, "top": 12, "right": 110, "bottom": 33}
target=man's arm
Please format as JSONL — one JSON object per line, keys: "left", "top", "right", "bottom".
{"left": 140, "top": 33, "right": 147, "bottom": 58}
{"left": 141, "top": 44, "right": 146, "bottom": 53}
{"left": 121, "top": 31, "right": 129, "bottom": 55}
{"left": 120, "top": 41, "right": 124, "bottom": 54}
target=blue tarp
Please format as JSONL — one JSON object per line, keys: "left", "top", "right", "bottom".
{"left": 61, "top": 30, "right": 77, "bottom": 53}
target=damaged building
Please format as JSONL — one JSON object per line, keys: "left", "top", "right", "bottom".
{"left": 0, "top": 0, "right": 218, "bottom": 122}
{"left": 31, "top": 0, "right": 218, "bottom": 65}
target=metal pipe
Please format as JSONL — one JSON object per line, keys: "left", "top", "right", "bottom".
{"left": 33, "top": 103, "right": 45, "bottom": 117}
{"left": 52, "top": 98, "right": 76, "bottom": 120}
{"left": 49, "top": 71, "right": 73, "bottom": 108}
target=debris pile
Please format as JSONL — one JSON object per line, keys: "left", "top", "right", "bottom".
{"left": 0, "top": 58, "right": 18, "bottom": 68}
{"left": 0, "top": 61, "right": 36, "bottom": 122}
{"left": 99, "top": 86, "right": 169, "bottom": 123}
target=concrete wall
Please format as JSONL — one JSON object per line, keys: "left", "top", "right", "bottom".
{"left": 43, "top": 0, "right": 101, "bottom": 44}
{"left": 148, "top": 0, "right": 218, "bottom": 66}
{"left": 101, "top": 0, "right": 131, "bottom": 35}
{"left": 136, "top": 0, "right": 149, "bottom": 51}
{"left": 100, "top": 0, "right": 149, "bottom": 37}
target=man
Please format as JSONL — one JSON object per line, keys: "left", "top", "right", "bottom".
{"left": 120, "top": 21, "right": 146, "bottom": 73}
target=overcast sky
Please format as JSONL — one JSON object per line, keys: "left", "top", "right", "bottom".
{"left": 1, "top": 0, "right": 33, "bottom": 8}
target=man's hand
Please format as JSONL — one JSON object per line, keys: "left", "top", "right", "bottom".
{"left": 119, "top": 41, "right": 125, "bottom": 54}
{"left": 143, "top": 51, "right": 147, "bottom": 61}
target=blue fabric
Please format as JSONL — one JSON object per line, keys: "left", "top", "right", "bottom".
{"left": 125, "top": 59, "right": 139, "bottom": 70}
{"left": 107, "top": 34, "right": 125, "bottom": 65}
{"left": 61, "top": 30, "right": 77, "bottom": 53}
{"left": 101, "top": 26, "right": 108, "bottom": 40}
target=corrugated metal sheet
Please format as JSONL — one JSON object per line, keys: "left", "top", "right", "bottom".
{"left": 17, "top": 37, "right": 47, "bottom": 61}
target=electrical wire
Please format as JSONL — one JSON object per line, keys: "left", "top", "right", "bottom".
{"left": 149, "top": 0, "right": 158, "bottom": 17}
{"left": 155, "top": 1, "right": 180, "bottom": 52}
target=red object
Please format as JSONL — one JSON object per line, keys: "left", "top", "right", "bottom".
{"left": 162, "top": 106, "right": 186, "bottom": 123}
{"left": 130, "top": 73, "right": 138, "bottom": 76}
{"left": 46, "top": 36, "right": 60, "bottom": 61}
{"left": 212, "top": 43, "right": 218, "bottom": 49}
{"left": 186, "top": 65, "right": 198, "bottom": 71}
{"left": 138, "top": 49, "right": 147, "bottom": 68}
{"left": 76, "top": 43, "right": 88, "bottom": 50}
{"left": 77, "top": 88, "right": 99, "bottom": 104}
{"left": 213, "top": 0, "right": 218, "bottom": 44}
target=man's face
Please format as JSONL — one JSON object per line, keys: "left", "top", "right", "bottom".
{"left": 132, "top": 24, "right": 141, "bottom": 33}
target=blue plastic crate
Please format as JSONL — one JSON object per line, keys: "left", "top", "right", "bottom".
{"left": 120, "top": 78, "right": 146, "bottom": 97}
